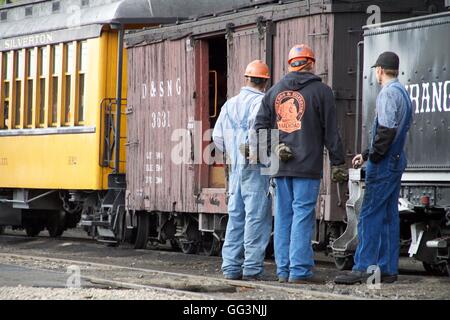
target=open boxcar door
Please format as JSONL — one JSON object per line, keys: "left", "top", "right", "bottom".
{"left": 195, "top": 22, "right": 273, "bottom": 214}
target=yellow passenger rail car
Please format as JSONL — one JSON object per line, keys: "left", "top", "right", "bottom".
{"left": 0, "top": 0, "right": 193, "bottom": 242}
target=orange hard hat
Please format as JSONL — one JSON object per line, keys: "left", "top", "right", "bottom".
{"left": 244, "top": 60, "right": 270, "bottom": 79}
{"left": 288, "top": 44, "right": 315, "bottom": 71}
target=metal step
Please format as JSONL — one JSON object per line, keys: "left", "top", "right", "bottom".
{"left": 427, "top": 237, "right": 450, "bottom": 249}
{"left": 97, "top": 227, "right": 116, "bottom": 239}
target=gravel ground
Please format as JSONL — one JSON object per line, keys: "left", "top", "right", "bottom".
{"left": 1, "top": 228, "right": 449, "bottom": 300}
{"left": 0, "top": 286, "right": 201, "bottom": 300}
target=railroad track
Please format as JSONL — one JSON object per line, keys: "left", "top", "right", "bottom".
{"left": 0, "top": 252, "right": 359, "bottom": 300}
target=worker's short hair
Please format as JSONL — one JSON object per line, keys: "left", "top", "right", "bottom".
{"left": 383, "top": 68, "right": 399, "bottom": 78}
{"left": 249, "top": 77, "right": 267, "bottom": 86}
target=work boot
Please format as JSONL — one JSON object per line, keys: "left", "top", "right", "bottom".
{"left": 288, "top": 275, "right": 325, "bottom": 285}
{"left": 242, "top": 273, "right": 270, "bottom": 281}
{"left": 334, "top": 271, "right": 371, "bottom": 285}
{"left": 224, "top": 273, "right": 242, "bottom": 280}
{"left": 278, "top": 277, "right": 288, "bottom": 283}
{"left": 381, "top": 274, "right": 398, "bottom": 283}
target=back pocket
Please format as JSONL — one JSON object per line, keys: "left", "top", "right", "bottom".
{"left": 388, "top": 153, "right": 405, "bottom": 173}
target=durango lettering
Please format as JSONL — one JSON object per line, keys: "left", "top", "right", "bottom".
{"left": 405, "top": 80, "right": 450, "bottom": 114}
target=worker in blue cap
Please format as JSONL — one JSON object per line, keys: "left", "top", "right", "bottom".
{"left": 335, "top": 51, "right": 413, "bottom": 285}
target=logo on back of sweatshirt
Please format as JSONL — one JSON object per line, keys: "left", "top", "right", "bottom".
{"left": 275, "top": 91, "right": 305, "bottom": 133}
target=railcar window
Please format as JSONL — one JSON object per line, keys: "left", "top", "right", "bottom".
{"left": 77, "top": 41, "right": 87, "bottom": 124}
{"left": 1, "top": 52, "right": 11, "bottom": 128}
{"left": 26, "top": 80, "right": 33, "bottom": 126}
{"left": 38, "top": 47, "right": 48, "bottom": 126}
{"left": 63, "top": 43, "right": 75, "bottom": 124}
{"left": 50, "top": 45, "right": 61, "bottom": 126}
{"left": 25, "top": 49, "right": 35, "bottom": 127}
{"left": 52, "top": 45, "right": 61, "bottom": 75}
{"left": 40, "top": 47, "right": 49, "bottom": 77}
{"left": 64, "top": 75, "right": 71, "bottom": 123}
{"left": 27, "top": 49, "right": 36, "bottom": 78}
{"left": 14, "top": 82, "right": 21, "bottom": 127}
{"left": 39, "top": 78, "right": 45, "bottom": 125}
{"left": 14, "top": 50, "right": 24, "bottom": 128}
{"left": 4, "top": 52, "right": 12, "bottom": 80}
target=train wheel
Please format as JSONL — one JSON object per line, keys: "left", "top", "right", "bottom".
{"left": 134, "top": 212, "right": 149, "bottom": 249}
{"left": 201, "top": 233, "right": 221, "bottom": 256}
{"left": 170, "top": 239, "right": 181, "bottom": 251}
{"left": 423, "top": 262, "right": 449, "bottom": 276}
{"left": 47, "top": 211, "right": 65, "bottom": 238}
{"left": 181, "top": 241, "right": 198, "bottom": 254}
{"left": 334, "top": 256, "right": 354, "bottom": 271}
{"left": 25, "top": 225, "right": 41, "bottom": 237}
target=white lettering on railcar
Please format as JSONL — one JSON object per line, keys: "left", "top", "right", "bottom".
{"left": 144, "top": 149, "right": 163, "bottom": 185}
{"left": 142, "top": 78, "right": 182, "bottom": 99}
{"left": 4, "top": 33, "right": 53, "bottom": 50}
{"left": 405, "top": 80, "right": 450, "bottom": 114}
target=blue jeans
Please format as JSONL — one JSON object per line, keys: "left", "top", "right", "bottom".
{"left": 274, "top": 177, "right": 320, "bottom": 280}
{"left": 353, "top": 157, "right": 404, "bottom": 275}
{"left": 221, "top": 165, "right": 272, "bottom": 277}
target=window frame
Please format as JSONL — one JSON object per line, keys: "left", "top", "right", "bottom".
{"left": 77, "top": 40, "right": 87, "bottom": 125}
{"left": 25, "top": 48, "right": 37, "bottom": 128}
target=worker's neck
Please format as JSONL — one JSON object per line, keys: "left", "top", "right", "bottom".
{"left": 381, "top": 76, "right": 396, "bottom": 86}
{"left": 246, "top": 83, "right": 264, "bottom": 92}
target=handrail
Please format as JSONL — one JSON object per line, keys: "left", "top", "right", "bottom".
{"left": 99, "top": 98, "right": 127, "bottom": 169}
{"left": 209, "top": 70, "right": 218, "bottom": 118}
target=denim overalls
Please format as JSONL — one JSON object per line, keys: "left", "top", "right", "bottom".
{"left": 353, "top": 81, "right": 412, "bottom": 275}
{"left": 213, "top": 87, "right": 272, "bottom": 278}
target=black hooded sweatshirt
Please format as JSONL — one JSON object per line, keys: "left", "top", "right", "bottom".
{"left": 254, "top": 71, "right": 345, "bottom": 179}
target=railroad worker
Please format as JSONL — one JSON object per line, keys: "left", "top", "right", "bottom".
{"left": 212, "top": 60, "right": 273, "bottom": 281}
{"left": 254, "top": 44, "right": 347, "bottom": 283}
{"left": 334, "top": 52, "right": 413, "bottom": 285}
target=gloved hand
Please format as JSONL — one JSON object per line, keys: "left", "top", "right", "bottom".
{"left": 331, "top": 164, "right": 349, "bottom": 183}
{"left": 274, "top": 143, "right": 294, "bottom": 162}
{"left": 239, "top": 143, "right": 250, "bottom": 159}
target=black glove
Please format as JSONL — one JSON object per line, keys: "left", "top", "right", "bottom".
{"left": 331, "top": 164, "right": 349, "bottom": 183}
{"left": 274, "top": 143, "right": 294, "bottom": 162}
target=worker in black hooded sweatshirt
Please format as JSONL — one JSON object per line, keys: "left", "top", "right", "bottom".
{"left": 254, "top": 44, "right": 347, "bottom": 283}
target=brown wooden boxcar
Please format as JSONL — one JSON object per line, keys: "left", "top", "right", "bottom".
{"left": 124, "top": 0, "right": 446, "bottom": 259}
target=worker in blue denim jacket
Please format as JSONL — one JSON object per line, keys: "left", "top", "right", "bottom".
{"left": 213, "top": 60, "right": 272, "bottom": 281}
{"left": 335, "top": 51, "right": 413, "bottom": 285}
